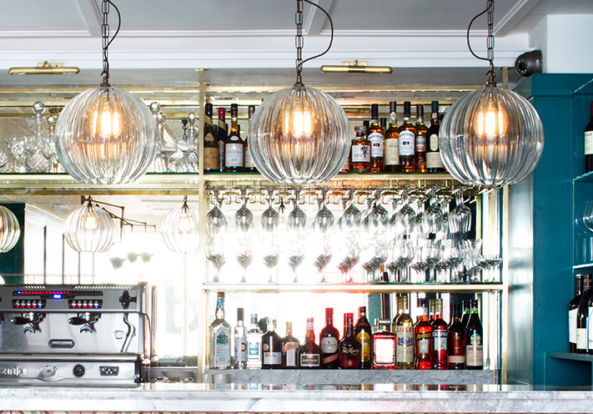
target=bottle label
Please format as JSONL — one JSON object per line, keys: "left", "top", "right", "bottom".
{"left": 416, "top": 331, "right": 431, "bottom": 354}
{"left": 433, "top": 329, "right": 447, "bottom": 351}
{"left": 466, "top": 344, "right": 483, "bottom": 367}
{"left": 356, "top": 331, "right": 371, "bottom": 360}
{"left": 247, "top": 339, "right": 262, "bottom": 361}
{"left": 450, "top": 333, "right": 465, "bottom": 359}
{"left": 448, "top": 355, "right": 465, "bottom": 364}
{"left": 396, "top": 326, "right": 414, "bottom": 362}
{"left": 214, "top": 327, "right": 231, "bottom": 367}
{"left": 368, "top": 132, "right": 384, "bottom": 157}
{"left": 384, "top": 138, "right": 400, "bottom": 166}
{"left": 320, "top": 337, "right": 338, "bottom": 353}
{"left": 588, "top": 309, "right": 593, "bottom": 349}
{"left": 399, "top": 131, "right": 415, "bottom": 156}
{"left": 218, "top": 119, "right": 225, "bottom": 129}
{"left": 205, "top": 132, "right": 215, "bottom": 142}
{"left": 263, "top": 351, "right": 282, "bottom": 365}
{"left": 374, "top": 337, "right": 395, "bottom": 364}
{"left": 569, "top": 308, "right": 577, "bottom": 344}
{"left": 416, "top": 135, "right": 427, "bottom": 152}
{"left": 204, "top": 147, "right": 219, "bottom": 170}
{"left": 586, "top": 131, "right": 593, "bottom": 155}
{"left": 429, "top": 134, "right": 439, "bottom": 151}
{"left": 216, "top": 297, "right": 224, "bottom": 307}
{"left": 577, "top": 328, "right": 588, "bottom": 350}
{"left": 225, "top": 143, "right": 244, "bottom": 167}
{"left": 352, "top": 145, "right": 371, "bottom": 162}
{"left": 284, "top": 343, "right": 298, "bottom": 367}
{"left": 469, "top": 332, "right": 481, "bottom": 345}
{"left": 244, "top": 147, "right": 255, "bottom": 168}
{"left": 235, "top": 336, "right": 247, "bottom": 362}
{"left": 426, "top": 152, "right": 444, "bottom": 169}
{"left": 300, "top": 353, "right": 320, "bottom": 367}
{"left": 218, "top": 140, "right": 225, "bottom": 170}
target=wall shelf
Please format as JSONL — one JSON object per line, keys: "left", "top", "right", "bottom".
{"left": 574, "top": 171, "right": 593, "bottom": 182}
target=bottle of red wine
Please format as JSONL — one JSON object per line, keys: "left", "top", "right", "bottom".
{"left": 426, "top": 101, "right": 445, "bottom": 173}
{"left": 319, "top": 308, "right": 340, "bottom": 368}
{"left": 585, "top": 101, "right": 593, "bottom": 173}
{"left": 569, "top": 274, "right": 583, "bottom": 353}
{"left": 447, "top": 304, "right": 466, "bottom": 370}
{"left": 577, "top": 274, "right": 593, "bottom": 353}
{"left": 465, "top": 300, "right": 483, "bottom": 370}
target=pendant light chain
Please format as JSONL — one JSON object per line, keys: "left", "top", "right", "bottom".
{"left": 467, "top": 0, "right": 496, "bottom": 86}
{"left": 100, "top": 0, "right": 122, "bottom": 87}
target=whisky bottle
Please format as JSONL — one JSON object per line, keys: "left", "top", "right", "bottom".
{"left": 368, "top": 104, "right": 384, "bottom": 173}
{"left": 373, "top": 318, "right": 396, "bottom": 369}
{"left": 354, "top": 306, "right": 373, "bottom": 369}
{"left": 203, "top": 103, "right": 219, "bottom": 173}
{"left": 447, "top": 304, "right": 466, "bottom": 369}
{"left": 262, "top": 319, "right": 282, "bottom": 369}
{"left": 432, "top": 299, "right": 448, "bottom": 370}
{"left": 426, "top": 101, "right": 445, "bottom": 173}
{"left": 281, "top": 321, "right": 300, "bottom": 368}
{"left": 396, "top": 294, "right": 415, "bottom": 369}
{"left": 320, "top": 308, "right": 340, "bottom": 368}
{"left": 208, "top": 292, "right": 232, "bottom": 369}
{"left": 234, "top": 308, "right": 247, "bottom": 369}
{"left": 398, "top": 102, "right": 416, "bottom": 172}
{"left": 415, "top": 104, "right": 428, "bottom": 173}
{"left": 415, "top": 297, "right": 433, "bottom": 369}
{"left": 298, "top": 318, "right": 321, "bottom": 368}
{"left": 384, "top": 101, "right": 400, "bottom": 172}
{"left": 569, "top": 274, "right": 583, "bottom": 353}
{"left": 216, "top": 107, "right": 227, "bottom": 172}
{"left": 244, "top": 105, "right": 258, "bottom": 173}
{"left": 246, "top": 313, "right": 263, "bottom": 370}
{"left": 339, "top": 313, "right": 361, "bottom": 369}
{"left": 224, "top": 103, "right": 244, "bottom": 171}
{"left": 351, "top": 125, "right": 371, "bottom": 172}
{"left": 466, "top": 300, "right": 484, "bottom": 369}
{"left": 577, "top": 273, "right": 592, "bottom": 353}
{"left": 585, "top": 101, "right": 593, "bottom": 173}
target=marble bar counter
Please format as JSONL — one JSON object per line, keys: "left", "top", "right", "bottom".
{"left": 1, "top": 384, "right": 593, "bottom": 413}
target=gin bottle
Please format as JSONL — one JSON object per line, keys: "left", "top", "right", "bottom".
{"left": 208, "top": 292, "right": 232, "bottom": 369}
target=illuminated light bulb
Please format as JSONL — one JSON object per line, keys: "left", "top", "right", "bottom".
{"left": 84, "top": 213, "right": 98, "bottom": 231}
{"left": 178, "top": 212, "right": 196, "bottom": 233}
{"left": 289, "top": 111, "right": 312, "bottom": 136}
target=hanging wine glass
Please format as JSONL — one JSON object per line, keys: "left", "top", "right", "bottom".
{"left": 394, "top": 237, "right": 414, "bottom": 283}
{"left": 395, "top": 188, "right": 416, "bottom": 236}
{"left": 235, "top": 187, "right": 254, "bottom": 283}
{"left": 258, "top": 187, "right": 280, "bottom": 283}
{"left": 425, "top": 188, "right": 444, "bottom": 235}
{"left": 362, "top": 189, "right": 389, "bottom": 282}
{"left": 337, "top": 188, "right": 362, "bottom": 240}
{"left": 312, "top": 188, "right": 334, "bottom": 283}
{"left": 451, "top": 188, "right": 472, "bottom": 234}
{"left": 206, "top": 189, "right": 228, "bottom": 283}
{"left": 335, "top": 190, "right": 362, "bottom": 283}
{"left": 440, "top": 195, "right": 452, "bottom": 239}
{"left": 286, "top": 188, "right": 307, "bottom": 283}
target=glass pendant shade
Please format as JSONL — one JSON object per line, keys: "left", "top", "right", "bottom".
{"left": 440, "top": 86, "right": 544, "bottom": 187}
{"left": 0, "top": 206, "right": 20, "bottom": 253}
{"left": 64, "top": 202, "right": 114, "bottom": 253}
{"left": 161, "top": 201, "right": 199, "bottom": 254}
{"left": 248, "top": 85, "right": 351, "bottom": 184}
{"left": 55, "top": 86, "right": 157, "bottom": 184}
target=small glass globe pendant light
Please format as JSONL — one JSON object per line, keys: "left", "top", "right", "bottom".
{"left": 64, "top": 197, "right": 115, "bottom": 253}
{"left": 248, "top": 0, "right": 351, "bottom": 185}
{"left": 55, "top": 0, "right": 156, "bottom": 185}
{"left": 0, "top": 206, "right": 21, "bottom": 253}
{"left": 439, "top": 0, "right": 544, "bottom": 187}
{"left": 161, "top": 196, "right": 200, "bottom": 254}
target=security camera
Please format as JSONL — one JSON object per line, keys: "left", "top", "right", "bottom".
{"left": 515, "top": 50, "right": 543, "bottom": 77}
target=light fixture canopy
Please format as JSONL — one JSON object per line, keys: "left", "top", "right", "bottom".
{"left": 0, "top": 206, "right": 20, "bottom": 253}
{"left": 161, "top": 196, "right": 200, "bottom": 254}
{"left": 439, "top": 0, "right": 544, "bottom": 187}
{"left": 64, "top": 198, "right": 115, "bottom": 253}
{"left": 248, "top": 0, "right": 351, "bottom": 185}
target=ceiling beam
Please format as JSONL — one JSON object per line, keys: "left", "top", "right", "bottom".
{"left": 76, "top": 0, "right": 102, "bottom": 36}
{"left": 304, "top": 0, "right": 334, "bottom": 36}
{"left": 494, "top": 0, "right": 541, "bottom": 37}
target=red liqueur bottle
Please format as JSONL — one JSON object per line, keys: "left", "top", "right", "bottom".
{"left": 320, "top": 308, "right": 340, "bottom": 369}
{"left": 431, "top": 298, "right": 448, "bottom": 369}
{"left": 415, "top": 298, "right": 433, "bottom": 369}
{"left": 298, "top": 318, "right": 321, "bottom": 368}
{"left": 339, "top": 313, "right": 361, "bottom": 369}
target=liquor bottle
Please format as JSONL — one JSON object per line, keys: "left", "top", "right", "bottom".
{"left": 208, "top": 292, "right": 232, "bottom": 369}
{"left": 234, "top": 308, "right": 247, "bottom": 369}
{"left": 384, "top": 101, "right": 400, "bottom": 172}
{"left": 447, "top": 304, "right": 466, "bottom": 369}
{"left": 399, "top": 101, "right": 416, "bottom": 172}
{"left": 368, "top": 104, "right": 384, "bottom": 173}
{"left": 415, "top": 104, "right": 428, "bottom": 173}
{"left": 577, "top": 273, "right": 592, "bottom": 353}
{"left": 355, "top": 306, "right": 373, "bottom": 369}
{"left": 372, "top": 318, "right": 396, "bottom": 369}
{"left": 262, "top": 319, "right": 282, "bottom": 369}
{"left": 351, "top": 125, "right": 371, "bottom": 172}
{"left": 380, "top": 118, "right": 387, "bottom": 131}
{"left": 432, "top": 299, "right": 448, "bottom": 370}
{"left": 216, "top": 108, "right": 227, "bottom": 172}
{"left": 298, "top": 317, "right": 321, "bottom": 368}
{"left": 465, "top": 300, "right": 484, "bottom": 369}
{"left": 320, "top": 308, "right": 340, "bottom": 368}
{"left": 569, "top": 274, "right": 583, "bottom": 353}
{"left": 339, "top": 313, "right": 361, "bottom": 369}
{"left": 429, "top": 299, "right": 436, "bottom": 322}
{"left": 426, "top": 101, "right": 445, "bottom": 173}
{"left": 202, "top": 103, "right": 218, "bottom": 173}
{"left": 585, "top": 101, "right": 593, "bottom": 174}
{"left": 460, "top": 300, "right": 470, "bottom": 327}
{"left": 244, "top": 105, "right": 258, "bottom": 173}
{"left": 246, "top": 313, "right": 263, "bottom": 370}
{"left": 396, "top": 294, "right": 415, "bottom": 369}
{"left": 281, "top": 321, "right": 300, "bottom": 368}
{"left": 224, "top": 103, "right": 244, "bottom": 172}
{"left": 415, "top": 297, "right": 433, "bottom": 369}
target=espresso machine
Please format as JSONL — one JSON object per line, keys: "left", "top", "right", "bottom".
{"left": 0, "top": 283, "right": 151, "bottom": 386}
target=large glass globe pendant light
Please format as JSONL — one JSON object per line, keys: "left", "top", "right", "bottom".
{"left": 64, "top": 197, "right": 115, "bottom": 253}
{"left": 439, "top": 0, "right": 544, "bottom": 187}
{"left": 55, "top": 0, "right": 156, "bottom": 185}
{"left": 0, "top": 206, "right": 21, "bottom": 253}
{"left": 248, "top": 0, "right": 351, "bottom": 185}
{"left": 160, "top": 196, "right": 200, "bottom": 254}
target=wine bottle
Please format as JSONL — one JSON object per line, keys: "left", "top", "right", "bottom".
{"left": 281, "top": 321, "right": 300, "bottom": 369}
{"left": 224, "top": 103, "right": 244, "bottom": 172}
{"left": 244, "top": 105, "right": 257, "bottom": 173}
{"left": 447, "top": 304, "right": 466, "bottom": 370}
{"left": 320, "top": 308, "right": 340, "bottom": 368}
{"left": 396, "top": 294, "right": 415, "bottom": 369}
{"left": 339, "top": 313, "right": 361, "bottom": 369}
{"left": 415, "top": 297, "right": 433, "bottom": 369}
{"left": 262, "top": 319, "right": 282, "bottom": 369}
{"left": 368, "top": 104, "right": 384, "bottom": 173}
{"left": 216, "top": 108, "right": 227, "bottom": 172}
{"left": 234, "top": 308, "right": 247, "bottom": 369}
{"left": 569, "top": 274, "right": 583, "bottom": 353}
{"left": 351, "top": 125, "right": 371, "bottom": 172}
{"left": 203, "top": 103, "right": 219, "bottom": 173}
{"left": 415, "top": 104, "right": 428, "bottom": 173}
{"left": 460, "top": 300, "right": 470, "bottom": 328}
{"left": 208, "top": 292, "right": 232, "bottom": 369}
{"left": 354, "top": 306, "right": 373, "bottom": 369}
{"left": 577, "top": 273, "right": 592, "bottom": 353}
{"left": 373, "top": 318, "right": 396, "bottom": 369}
{"left": 432, "top": 298, "right": 448, "bottom": 370}
{"left": 585, "top": 101, "right": 593, "bottom": 173}
{"left": 399, "top": 102, "right": 416, "bottom": 172}
{"left": 426, "top": 101, "right": 445, "bottom": 173}
{"left": 384, "top": 101, "right": 400, "bottom": 172}
{"left": 246, "top": 313, "right": 263, "bottom": 370}
{"left": 298, "top": 317, "right": 321, "bottom": 368}
{"left": 465, "top": 300, "right": 484, "bottom": 369}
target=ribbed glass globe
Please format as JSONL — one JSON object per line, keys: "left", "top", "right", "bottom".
{"left": 249, "top": 85, "right": 351, "bottom": 184}
{"left": 0, "top": 206, "right": 20, "bottom": 253}
{"left": 161, "top": 201, "right": 200, "bottom": 254}
{"left": 440, "top": 86, "right": 544, "bottom": 187}
{"left": 55, "top": 86, "right": 157, "bottom": 184}
{"left": 64, "top": 202, "right": 115, "bottom": 253}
